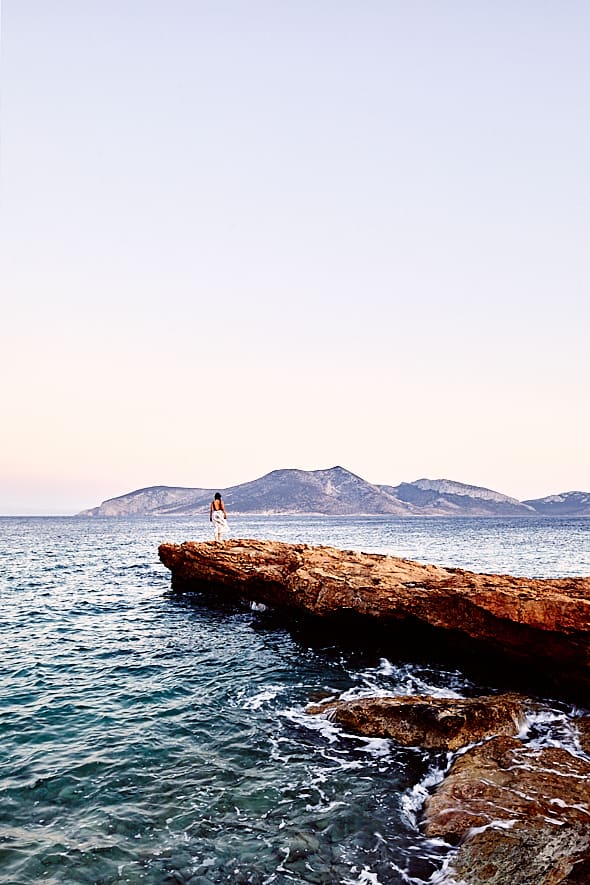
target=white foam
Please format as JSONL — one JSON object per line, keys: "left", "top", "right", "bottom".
{"left": 342, "top": 868, "right": 385, "bottom": 885}
{"left": 344, "top": 861, "right": 437, "bottom": 885}
{"left": 519, "top": 707, "right": 583, "bottom": 754}
{"left": 377, "top": 657, "right": 397, "bottom": 676}
{"left": 281, "top": 706, "right": 343, "bottom": 744}
{"left": 355, "top": 736, "right": 393, "bottom": 759}
{"left": 241, "top": 686, "right": 282, "bottom": 710}
{"left": 359, "top": 659, "right": 467, "bottom": 700}
{"left": 400, "top": 759, "right": 450, "bottom": 829}
{"left": 304, "top": 798, "right": 347, "bottom": 814}
{"left": 428, "top": 854, "right": 469, "bottom": 884}
{"left": 249, "top": 601, "right": 267, "bottom": 612}
{"left": 335, "top": 686, "right": 394, "bottom": 702}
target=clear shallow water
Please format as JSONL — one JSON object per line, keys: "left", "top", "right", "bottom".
{"left": 1, "top": 516, "right": 589, "bottom": 885}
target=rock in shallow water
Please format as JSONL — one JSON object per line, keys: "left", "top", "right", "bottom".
{"left": 307, "top": 693, "right": 528, "bottom": 751}
{"left": 445, "top": 822, "right": 590, "bottom": 885}
{"left": 425, "top": 735, "right": 590, "bottom": 884}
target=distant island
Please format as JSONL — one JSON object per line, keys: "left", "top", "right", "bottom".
{"left": 77, "top": 466, "right": 590, "bottom": 518}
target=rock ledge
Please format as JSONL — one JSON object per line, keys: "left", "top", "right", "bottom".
{"left": 159, "top": 538, "right": 590, "bottom": 701}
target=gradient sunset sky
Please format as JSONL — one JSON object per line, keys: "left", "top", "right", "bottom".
{"left": 1, "top": 2, "right": 589, "bottom": 514}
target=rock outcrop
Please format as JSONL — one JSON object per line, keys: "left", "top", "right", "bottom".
{"left": 307, "top": 693, "right": 528, "bottom": 751}
{"left": 424, "top": 735, "right": 590, "bottom": 884}
{"left": 445, "top": 823, "right": 590, "bottom": 885}
{"left": 158, "top": 538, "right": 590, "bottom": 701}
{"left": 309, "top": 694, "right": 590, "bottom": 882}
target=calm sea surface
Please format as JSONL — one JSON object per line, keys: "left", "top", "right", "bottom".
{"left": 1, "top": 516, "right": 589, "bottom": 885}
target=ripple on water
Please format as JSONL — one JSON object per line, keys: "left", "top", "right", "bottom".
{"left": 1, "top": 516, "right": 589, "bottom": 883}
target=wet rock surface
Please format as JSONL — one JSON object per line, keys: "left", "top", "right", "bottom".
{"left": 446, "top": 821, "right": 590, "bottom": 885}
{"left": 159, "top": 538, "right": 590, "bottom": 701}
{"left": 307, "top": 693, "right": 528, "bottom": 751}
{"left": 425, "top": 735, "right": 590, "bottom": 884}
{"left": 425, "top": 734, "right": 590, "bottom": 838}
{"left": 310, "top": 692, "right": 590, "bottom": 881}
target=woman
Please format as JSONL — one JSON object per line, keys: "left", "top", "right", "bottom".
{"left": 209, "top": 492, "right": 228, "bottom": 542}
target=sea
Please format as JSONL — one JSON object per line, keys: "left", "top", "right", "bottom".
{"left": 1, "top": 515, "right": 589, "bottom": 885}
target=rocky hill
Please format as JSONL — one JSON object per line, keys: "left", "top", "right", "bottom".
{"left": 77, "top": 467, "right": 590, "bottom": 517}
{"left": 381, "top": 478, "right": 536, "bottom": 517}
{"left": 203, "top": 466, "right": 412, "bottom": 516}
{"left": 522, "top": 491, "right": 590, "bottom": 517}
{"left": 79, "top": 485, "right": 211, "bottom": 517}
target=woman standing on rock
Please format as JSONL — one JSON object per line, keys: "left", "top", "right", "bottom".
{"left": 209, "top": 493, "right": 229, "bottom": 542}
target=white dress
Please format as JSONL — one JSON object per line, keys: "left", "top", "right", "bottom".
{"left": 212, "top": 508, "right": 229, "bottom": 538}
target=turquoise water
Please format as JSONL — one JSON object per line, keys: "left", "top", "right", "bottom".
{"left": 1, "top": 516, "right": 589, "bottom": 884}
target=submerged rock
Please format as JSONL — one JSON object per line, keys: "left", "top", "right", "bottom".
{"left": 159, "top": 538, "right": 590, "bottom": 701}
{"left": 425, "top": 735, "right": 590, "bottom": 884}
{"left": 307, "top": 693, "right": 527, "bottom": 751}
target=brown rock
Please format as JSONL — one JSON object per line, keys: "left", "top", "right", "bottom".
{"left": 425, "top": 735, "right": 590, "bottom": 884}
{"left": 307, "top": 693, "right": 527, "bottom": 750}
{"left": 425, "top": 735, "right": 590, "bottom": 837}
{"left": 158, "top": 538, "right": 590, "bottom": 701}
{"left": 447, "top": 822, "right": 590, "bottom": 885}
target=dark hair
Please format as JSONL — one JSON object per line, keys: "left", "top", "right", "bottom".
{"left": 214, "top": 492, "right": 222, "bottom": 500}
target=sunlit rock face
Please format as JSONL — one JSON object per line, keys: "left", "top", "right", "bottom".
{"left": 159, "top": 538, "right": 590, "bottom": 701}
{"left": 449, "top": 824, "right": 590, "bottom": 885}
{"left": 307, "top": 693, "right": 528, "bottom": 751}
{"left": 424, "top": 735, "right": 590, "bottom": 884}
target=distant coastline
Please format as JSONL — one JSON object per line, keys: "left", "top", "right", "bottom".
{"left": 77, "top": 466, "right": 590, "bottom": 519}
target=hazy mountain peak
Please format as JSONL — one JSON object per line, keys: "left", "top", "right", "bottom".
{"left": 411, "top": 478, "right": 523, "bottom": 505}
{"left": 522, "top": 490, "right": 590, "bottom": 516}
{"left": 531, "top": 491, "right": 588, "bottom": 503}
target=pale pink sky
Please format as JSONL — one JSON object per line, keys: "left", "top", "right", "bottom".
{"left": 1, "top": 2, "right": 589, "bottom": 514}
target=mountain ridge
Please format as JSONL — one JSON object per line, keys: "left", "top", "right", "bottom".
{"left": 77, "top": 467, "right": 590, "bottom": 518}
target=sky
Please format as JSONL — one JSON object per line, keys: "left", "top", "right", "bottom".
{"left": 1, "top": 1, "right": 589, "bottom": 514}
